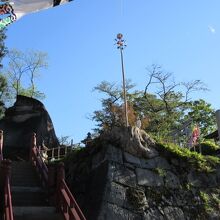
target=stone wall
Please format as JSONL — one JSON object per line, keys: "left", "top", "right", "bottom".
{"left": 65, "top": 143, "right": 220, "bottom": 220}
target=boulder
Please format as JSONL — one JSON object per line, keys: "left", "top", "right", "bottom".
{"left": 100, "top": 126, "right": 158, "bottom": 159}
{"left": 0, "top": 95, "right": 59, "bottom": 159}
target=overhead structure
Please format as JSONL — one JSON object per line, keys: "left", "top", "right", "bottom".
{"left": 116, "top": 33, "right": 129, "bottom": 127}
{"left": 0, "top": 0, "right": 73, "bottom": 30}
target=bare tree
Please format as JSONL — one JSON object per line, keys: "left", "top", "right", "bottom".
{"left": 5, "top": 49, "right": 48, "bottom": 100}
{"left": 144, "top": 64, "right": 208, "bottom": 115}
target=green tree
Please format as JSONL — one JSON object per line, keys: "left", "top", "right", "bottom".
{"left": 92, "top": 80, "right": 137, "bottom": 132}
{"left": 186, "top": 99, "right": 216, "bottom": 136}
{"left": 92, "top": 65, "right": 215, "bottom": 141}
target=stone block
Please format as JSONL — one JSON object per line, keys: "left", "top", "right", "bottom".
{"left": 187, "top": 171, "right": 217, "bottom": 188}
{"left": 111, "top": 164, "right": 137, "bottom": 187}
{"left": 163, "top": 206, "right": 185, "bottom": 220}
{"left": 154, "top": 157, "right": 171, "bottom": 170}
{"left": 92, "top": 151, "right": 106, "bottom": 169}
{"left": 165, "top": 171, "right": 180, "bottom": 189}
{"left": 98, "top": 203, "right": 142, "bottom": 220}
{"left": 105, "top": 182, "right": 126, "bottom": 207}
{"left": 105, "top": 145, "right": 123, "bottom": 164}
{"left": 143, "top": 208, "right": 164, "bottom": 220}
{"left": 124, "top": 152, "right": 141, "bottom": 167}
{"left": 136, "top": 168, "right": 164, "bottom": 187}
{"left": 140, "top": 157, "right": 170, "bottom": 170}
{"left": 140, "top": 158, "right": 156, "bottom": 169}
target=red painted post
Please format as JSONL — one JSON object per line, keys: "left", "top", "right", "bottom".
{"left": 30, "top": 133, "right": 36, "bottom": 161}
{"left": 56, "top": 162, "right": 65, "bottom": 211}
{"left": 57, "top": 162, "right": 65, "bottom": 182}
{"left": 2, "top": 159, "right": 13, "bottom": 220}
{"left": 48, "top": 164, "right": 56, "bottom": 205}
{"left": 0, "top": 130, "right": 3, "bottom": 161}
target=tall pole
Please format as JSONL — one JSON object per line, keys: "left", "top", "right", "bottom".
{"left": 116, "top": 33, "right": 129, "bottom": 127}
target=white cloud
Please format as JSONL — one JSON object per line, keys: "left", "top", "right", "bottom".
{"left": 208, "top": 25, "right": 216, "bottom": 34}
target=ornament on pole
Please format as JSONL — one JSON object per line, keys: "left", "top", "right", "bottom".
{"left": 115, "top": 33, "right": 129, "bottom": 127}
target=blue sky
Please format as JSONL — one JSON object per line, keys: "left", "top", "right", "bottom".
{"left": 4, "top": 0, "right": 220, "bottom": 142}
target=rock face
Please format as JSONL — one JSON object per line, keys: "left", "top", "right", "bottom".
{"left": 65, "top": 140, "right": 220, "bottom": 220}
{"left": 0, "top": 95, "right": 59, "bottom": 159}
{"left": 100, "top": 126, "right": 158, "bottom": 159}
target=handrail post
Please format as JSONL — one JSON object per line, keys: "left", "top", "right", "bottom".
{"left": 57, "top": 162, "right": 65, "bottom": 182}
{"left": 56, "top": 162, "right": 65, "bottom": 211}
{"left": 0, "top": 130, "right": 3, "bottom": 161}
{"left": 48, "top": 164, "right": 56, "bottom": 205}
{"left": 30, "top": 133, "right": 36, "bottom": 161}
{"left": 1, "top": 159, "right": 13, "bottom": 220}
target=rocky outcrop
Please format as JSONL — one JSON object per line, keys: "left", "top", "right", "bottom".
{"left": 65, "top": 130, "right": 220, "bottom": 220}
{"left": 100, "top": 126, "right": 158, "bottom": 159}
{"left": 0, "top": 95, "right": 59, "bottom": 159}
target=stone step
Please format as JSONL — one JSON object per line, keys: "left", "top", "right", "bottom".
{"left": 13, "top": 206, "right": 64, "bottom": 220}
{"left": 11, "top": 161, "right": 41, "bottom": 187}
{"left": 12, "top": 187, "right": 48, "bottom": 207}
{"left": 11, "top": 177, "right": 41, "bottom": 187}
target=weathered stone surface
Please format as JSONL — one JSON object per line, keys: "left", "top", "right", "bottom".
{"left": 136, "top": 168, "right": 164, "bottom": 187}
{"left": 163, "top": 206, "right": 185, "bottom": 220}
{"left": 92, "top": 145, "right": 123, "bottom": 169}
{"left": 66, "top": 137, "right": 220, "bottom": 219}
{"left": 0, "top": 95, "right": 59, "bottom": 159}
{"left": 126, "top": 187, "right": 148, "bottom": 210}
{"left": 124, "top": 152, "right": 141, "bottom": 167}
{"left": 105, "top": 144, "right": 123, "bottom": 163}
{"left": 140, "top": 157, "right": 170, "bottom": 170}
{"left": 165, "top": 171, "right": 180, "bottom": 189}
{"left": 111, "top": 164, "right": 137, "bottom": 187}
{"left": 100, "top": 126, "right": 158, "bottom": 159}
{"left": 143, "top": 208, "right": 164, "bottom": 220}
{"left": 99, "top": 203, "right": 142, "bottom": 220}
{"left": 188, "top": 171, "right": 217, "bottom": 188}
{"left": 92, "top": 151, "right": 106, "bottom": 169}
{"left": 105, "top": 182, "right": 126, "bottom": 207}
{"left": 154, "top": 157, "right": 171, "bottom": 170}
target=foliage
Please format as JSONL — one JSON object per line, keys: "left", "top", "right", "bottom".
{"left": 3, "top": 49, "right": 48, "bottom": 102}
{"left": 200, "top": 191, "right": 213, "bottom": 213}
{"left": 157, "top": 141, "right": 220, "bottom": 172}
{"left": 154, "top": 167, "right": 166, "bottom": 177}
{"left": 186, "top": 99, "right": 216, "bottom": 136}
{"left": 0, "top": 74, "right": 9, "bottom": 118}
{"left": 91, "top": 80, "right": 141, "bottom": 132}
{"left": 58, "top": 135, "right": 72, "bottom": 146}
{"left": 195, "top": 140, "right": 220, "bottom": 155}
{"left": 92, "top": 65, "right": 215, "bottom": 141}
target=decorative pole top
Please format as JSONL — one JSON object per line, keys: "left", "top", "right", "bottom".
{"left": 116, "top": 33, "right": 126, "bottom": 50}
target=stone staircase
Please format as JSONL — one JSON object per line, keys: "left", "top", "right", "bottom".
{"left": 11, "top": 161, "right": 63, "bottom": 220}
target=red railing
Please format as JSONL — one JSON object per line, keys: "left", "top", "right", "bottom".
{"left": 0, "top": 131, "right": 14, "bottom": 220}
{"left": 57, "top": 163, "right": 86, "bottom": 220}
{"left": 30, "top": 133, "right": 86, "bottom": 220}
{"left": 0, "top": 130, "right": 3, "bottom": 161}
{"left": 30, "top": 133, "right": 48, "bottom": 187}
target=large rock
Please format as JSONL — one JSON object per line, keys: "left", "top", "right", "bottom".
{"left": 0, "top": 95, "right": 59, "bottom": 159}
{"left": 100, "top": 126, "right": 159, "bottom": 159}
